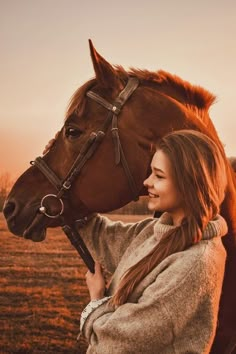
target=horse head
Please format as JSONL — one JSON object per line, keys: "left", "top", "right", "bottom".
{"left": 3, "top": 41, "right": 154, "bottom": 241}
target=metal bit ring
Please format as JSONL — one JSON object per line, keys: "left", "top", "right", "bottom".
{"left": 39, "top": 194, "right": 64, "bottom": 219}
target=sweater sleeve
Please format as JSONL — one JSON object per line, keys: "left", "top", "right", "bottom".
{"left": 78, "top": 214, "right": 155, "bottom": 274}
{"left": 83, "top": 291, "right": 173, "bottom": 354}
{"left": 81, "top": 242, "right": 226, "bottom": 354}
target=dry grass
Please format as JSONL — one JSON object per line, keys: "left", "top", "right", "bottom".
{"left": 0, "top": 213, "right": 147, "bottom": 354}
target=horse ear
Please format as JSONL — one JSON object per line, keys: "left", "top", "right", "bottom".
{"left": 89, "top": 39, "right": 121, "bottom": 89}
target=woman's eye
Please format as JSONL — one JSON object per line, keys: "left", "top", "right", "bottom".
{"left": 65, "top": 127, "right": 82, "bottom": 139}
{"left": 155, "top": 174, "right": 164, "bottom": 179}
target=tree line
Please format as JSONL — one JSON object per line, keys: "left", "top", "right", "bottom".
{"left": 110, "top": 196, "right": 152, "bottom": 215}
{"left": 0, "top": 172, "right": 14, "bottom": 211}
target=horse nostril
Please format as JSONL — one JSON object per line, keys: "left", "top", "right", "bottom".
{"left": 3, "top": 200, "right": 16, "bottom": 219}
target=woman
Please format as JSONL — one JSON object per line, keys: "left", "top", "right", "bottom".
{"left": 77, "top": 130, "right": 228, "bottom": 354}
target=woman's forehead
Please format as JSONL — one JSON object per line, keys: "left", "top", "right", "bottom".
{"left": 151, "top": 150, "right": 171, "bottom": 173}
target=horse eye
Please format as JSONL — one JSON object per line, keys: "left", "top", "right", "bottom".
{"left": 65, "top": 127, "right": 82, "bottom": 139}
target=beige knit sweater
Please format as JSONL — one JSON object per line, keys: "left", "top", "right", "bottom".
{"left": 78, "top": 213, "right": 227, "bottom": 354}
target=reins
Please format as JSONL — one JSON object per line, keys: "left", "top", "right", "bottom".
{"left": 30, "top": 77, "right": 139, "bottom": 273}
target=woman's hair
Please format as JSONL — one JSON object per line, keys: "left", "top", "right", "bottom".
{"left": 111, "top": 129, "right": 227, "bottom": 306}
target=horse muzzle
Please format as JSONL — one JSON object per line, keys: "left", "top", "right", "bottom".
{"left": 22, "top": 212, "right": 47, "bottom": 242}
{"left": 3, "top": 197, "right": 49, "bottom": 242}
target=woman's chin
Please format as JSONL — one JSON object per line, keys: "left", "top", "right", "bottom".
{"left": 147, "top": 201, "right": 158, "bottom": 212}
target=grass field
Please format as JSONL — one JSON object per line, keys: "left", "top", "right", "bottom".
{"left": 0, "top": 213, "right": 147, "bottom": 354}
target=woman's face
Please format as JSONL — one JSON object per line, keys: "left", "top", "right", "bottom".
{"left": 144, "top": 149, "right": 185, "bottom": 225}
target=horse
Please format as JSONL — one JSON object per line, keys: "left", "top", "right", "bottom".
{"left": 3, "top": 40, "right": 236, "bottom": 353}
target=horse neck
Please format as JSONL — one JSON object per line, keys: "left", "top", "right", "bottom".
{"left": 148, "top": 81, "right": 212, "bottom": 125}
{"left": 144, "top": 82, "right": 225, "bottom": 152}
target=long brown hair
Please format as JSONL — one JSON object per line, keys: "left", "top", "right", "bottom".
{"left": 111, "top": 130, "right": 227, "bottom": 306}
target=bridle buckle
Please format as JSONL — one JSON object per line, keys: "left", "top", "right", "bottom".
{"left": 63, "top": 181, "right": 71, "bottom": 190}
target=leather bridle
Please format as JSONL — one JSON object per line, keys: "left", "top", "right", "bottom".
{"left": 30, "top": 77, "right": 139, "bottom": 272}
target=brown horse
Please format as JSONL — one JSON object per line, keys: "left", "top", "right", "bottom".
{"left": 3, "top": 40, "right": 236, "bottom": 353}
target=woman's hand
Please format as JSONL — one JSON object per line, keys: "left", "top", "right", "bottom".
{"left": 85, "top": 262, "right": 106, "bottom": 300}
{"left": 43, "top": 131, "right": 60, "bottom": 155}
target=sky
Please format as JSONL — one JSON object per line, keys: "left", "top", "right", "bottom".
{"left": 1, "top": 0, "right": 236, "bottom": 179}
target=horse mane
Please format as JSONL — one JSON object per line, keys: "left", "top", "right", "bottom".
{"left": 115, "top": 65, "right": 216, "bottom": 118}
{"left": 65, "top": 78, "right": 96, "bottom": 120}
{"left": 66, "top": 66, "right": 216, "bottom": 121}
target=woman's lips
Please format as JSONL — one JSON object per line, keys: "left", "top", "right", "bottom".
{"left": 148, "top": 192, "right": 159, "bottom": 198}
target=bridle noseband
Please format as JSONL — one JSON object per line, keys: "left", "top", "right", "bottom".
{"left": 30, "top": 77, "right": 139, "bottom": 272}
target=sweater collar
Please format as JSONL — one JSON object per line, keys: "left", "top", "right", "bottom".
{"left": 154, "top": 212, "right": 228, "bottom": 240}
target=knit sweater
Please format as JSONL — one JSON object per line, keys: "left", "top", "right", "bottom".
{"left": 78, "top": 213, "right": 227, "bottom": 354}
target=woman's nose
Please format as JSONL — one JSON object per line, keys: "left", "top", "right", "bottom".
{"left": 143, "top": 174, "right": 152, "bottom": 187}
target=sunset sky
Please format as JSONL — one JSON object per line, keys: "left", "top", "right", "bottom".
{"left": 1, "top": 0, "right": 236, "bottom": 179}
